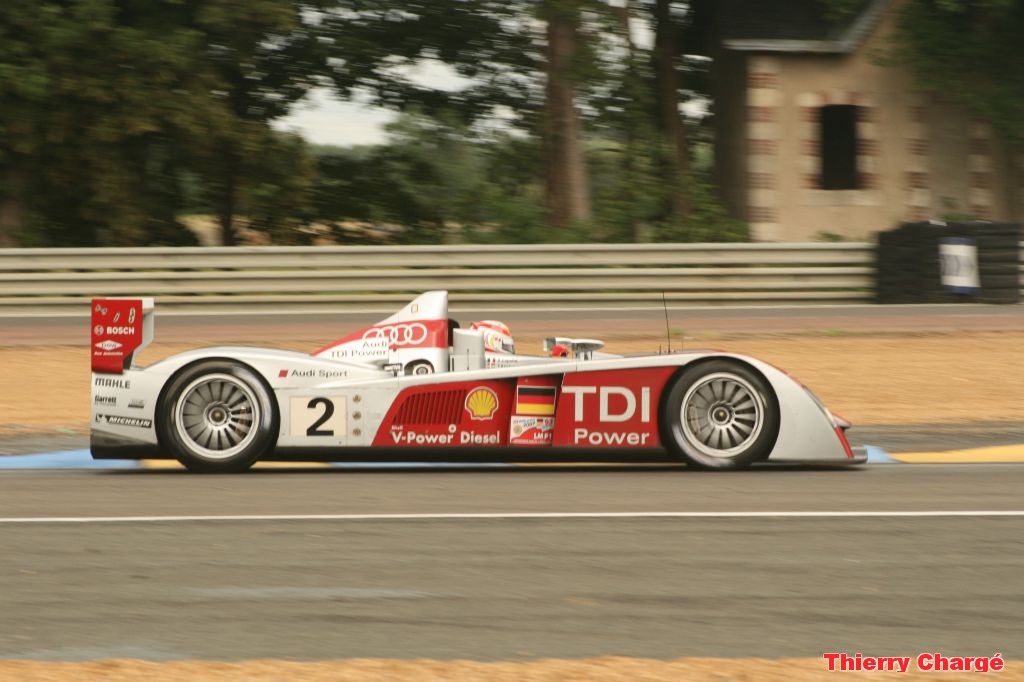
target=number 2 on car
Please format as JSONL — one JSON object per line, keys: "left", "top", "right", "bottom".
{"left": 290, "top": 396, "right": 347, "bottom": 441}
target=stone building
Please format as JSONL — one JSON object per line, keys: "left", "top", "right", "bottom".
{"left": 706, "top": 0, "right": 1022, "bottom": 241}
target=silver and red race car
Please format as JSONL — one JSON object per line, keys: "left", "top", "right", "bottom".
{"left": 90, "top": 291, "right": 864, "bottom": 472}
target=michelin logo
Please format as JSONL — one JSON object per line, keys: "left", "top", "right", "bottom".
{"left": 95, "top": 414, "right": 152, "bottom": 429}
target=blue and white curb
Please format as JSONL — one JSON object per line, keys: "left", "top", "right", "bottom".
{"left": 0, "top": 450, "right": 511, "bottom": 470}
{"left": 0, "top": 447, "right": 900, "bottom": 469}
{"left": 0, "top": 449, "right": 141, "bottom": 469}
{"left": 864, "top": 445, "right": 900, "bottom": 464}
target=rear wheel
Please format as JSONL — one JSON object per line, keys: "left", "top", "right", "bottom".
{"left": 159, "top": 361, "right": 277, "bottom": 473}
{"left": 405, "top": 360, "right": 434, "bottom": 376}
{"left": 661, "top": 360, "right": 779, "bottom": 470}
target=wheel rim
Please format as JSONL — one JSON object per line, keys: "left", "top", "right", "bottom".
{"left": 174, "top": 373, "right": 260, "bottom": 461}
{"left": 680, "top": 372, "right": 765, "bottom": 459}
{"left": 411, "top": 363, "right": 433, "bottom": 375}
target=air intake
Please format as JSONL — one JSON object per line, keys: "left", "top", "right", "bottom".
{"left": 394, "top": 390, "right": 467, "bottom": 425}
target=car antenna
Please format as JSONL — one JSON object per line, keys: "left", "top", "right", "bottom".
{"left": 662, "top": 291, "right": 672, "bottom": 353}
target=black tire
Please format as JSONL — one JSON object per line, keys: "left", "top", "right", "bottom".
{"left": 158, "top": 360, "right": 277, "bottom": 473}
{"left": 661, "top": 360, "right": 780, "bottom": 470}
{"left": 404, "top": 360, "right": 435, "bottom": 376}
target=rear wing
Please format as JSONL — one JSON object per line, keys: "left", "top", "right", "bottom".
{"left": 91, "top": 298, "right": 155, "bottom": 374}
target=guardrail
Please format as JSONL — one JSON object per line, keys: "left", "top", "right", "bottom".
{"left": 0, "top": 240, "right": 1017, "bottom": 314}
{"left": 0, "top": 243, "right": 877, "bottom": 314}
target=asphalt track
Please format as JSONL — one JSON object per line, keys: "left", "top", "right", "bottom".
{"left": 2, "top": 305, "right": 1022, "bottom": 661}
{"left": 0, "top": 465, "right": 1022, "bottom": 661}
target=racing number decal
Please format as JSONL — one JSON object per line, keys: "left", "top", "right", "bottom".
{"left": 306, "top": 398, "right": 335, "bottom": 436}
{"left": 290, "top": 396, "right": 347, "bottom": 439}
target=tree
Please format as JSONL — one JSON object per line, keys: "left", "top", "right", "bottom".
{"left": 586, "top": 0, "right": 664, "bottom": 241}
{"left": 609, "top": 0, "right": 643, "bottom": 240}
{"left": 889, "top": 0, "right": 1024, "bottom": 147}
{"left": 319, "top": 0, "right": 596, "bottom": 232}
{"left": 0, "top": 0, "right": 215, "bottom": 246}
{"left": 541, "top": 0, "right": 593, "bottom": 229}
{"left": 318, "top": 0, "right": 740, "bottom": 244}
{"left": 651, "top": 0, "right": 692, "bottom": 219}
{"left": 312, "top": 112, "right": 530, "bottom": 244}
{"left": 320, "top": 0, "right": 538, "bottom": 121}
{"left": 243, "top": 131, "right": 317, "bottom": 244}
{"left": 876, "top": 0, "right": 1024, "bottom": 218}
{"left": 0, "top": 0, "right": 46, "bottom": 246}
{"left": 0, "top": 0, "right": 745, "bottom": 247}
{"left": 190, "top": 0, "right": 331, "bottom": 245}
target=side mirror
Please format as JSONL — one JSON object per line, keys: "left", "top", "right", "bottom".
{"left": 543, "top": 336, "right": 572, "bottom": 353}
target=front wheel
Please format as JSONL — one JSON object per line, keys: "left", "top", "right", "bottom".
{"left": 159, "top": 360, "right": 277, "bottom": 473}
{"left": 661, "top": 360, "right": 779, "bottom": 470}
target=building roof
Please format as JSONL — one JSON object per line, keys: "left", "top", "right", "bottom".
{"left": 716, "top": 0, "right": 888, "bottom": 53}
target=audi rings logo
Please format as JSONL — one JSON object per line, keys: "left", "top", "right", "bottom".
{"left": 362, "top": 323, "right": 428, "bottom": 346}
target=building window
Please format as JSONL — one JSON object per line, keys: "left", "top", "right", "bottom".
{"left": 819, "top": 105, "right": 860, "bottom": 190}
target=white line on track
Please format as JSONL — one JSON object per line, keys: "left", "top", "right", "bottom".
{"left": 1, "top": 510, "right": 1023, "bottom": 524}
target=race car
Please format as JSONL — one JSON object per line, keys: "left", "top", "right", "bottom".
{"left": 90, "top": 291, "right": 864, "bottom": 472}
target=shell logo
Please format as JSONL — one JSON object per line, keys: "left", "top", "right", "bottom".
{"left": 464, "top": 387, "right": 499, "bottom": 421}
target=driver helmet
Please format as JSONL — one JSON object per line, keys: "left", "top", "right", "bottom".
{"left": 472, "top": 320, "right": 515, "bottom": 354}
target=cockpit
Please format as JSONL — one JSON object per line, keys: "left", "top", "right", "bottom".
{"left": 315, "top": 291, "right": 611, "bottom": 376}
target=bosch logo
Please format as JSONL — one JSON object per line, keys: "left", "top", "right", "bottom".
{"left": 93, "top": 325, "right": 104, "bottom": 335}
{"left": 105, "top": 326, "right": 134, "bottom": 335}
{"left": 362, "top": 323, "right": 428, "bottom": 346}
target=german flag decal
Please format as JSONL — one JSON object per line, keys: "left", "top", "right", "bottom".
{"left": 516, "top": 385, "right": 556, "bottom": 416}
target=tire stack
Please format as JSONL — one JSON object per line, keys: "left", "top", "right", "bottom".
{"left": 876, "top": 222, "right": 941, "bottom": 303}
{"left": 970, "top": 222, "right": 1021, "bottom": 304}
{"left": 875, "top": 221, "right": 1020, "bottom": 304}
